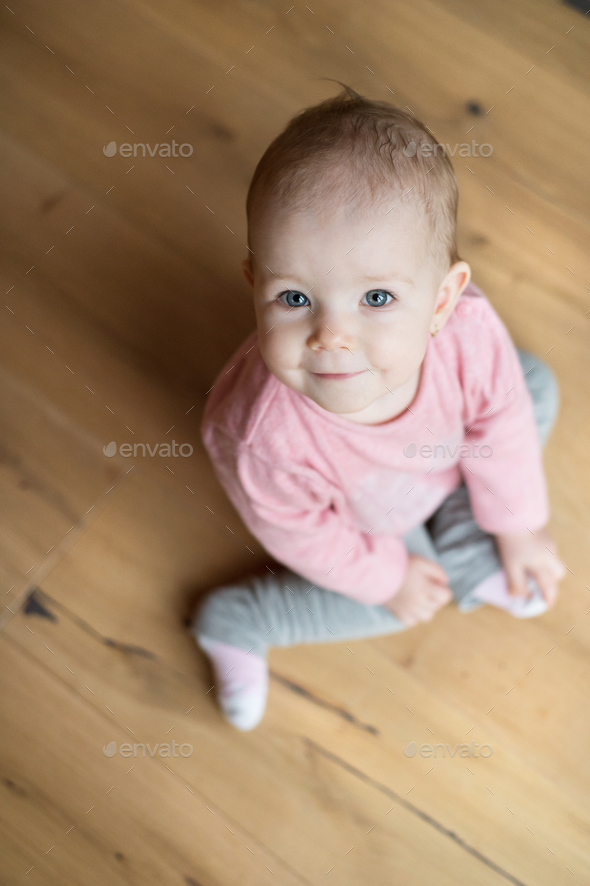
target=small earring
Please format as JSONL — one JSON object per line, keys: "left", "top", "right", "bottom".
{"left": 430, "top": 326, "right": 439, "bottom": 338}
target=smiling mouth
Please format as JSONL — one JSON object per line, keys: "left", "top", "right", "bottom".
{"left": 310, "top": 370, "right": 366, "bottom": 380}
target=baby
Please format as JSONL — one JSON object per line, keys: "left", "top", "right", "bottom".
{"left": 191, "top": 84, "right": 566, "bottom": 731}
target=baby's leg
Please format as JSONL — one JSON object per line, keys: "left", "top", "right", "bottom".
{"left": 518, "top": 349, "right": 560, "bottom": 448}
{"left": 193, "top": 567, "right": 408, "bottom": 656}
{"left": 192, "top": 569, "right": 409, "bottom": 730}
{"left": 427, "top": 349, "right": 559, "bottom": 614}
{"left": 191, "top": 525, "right": 440, "bottom": 730}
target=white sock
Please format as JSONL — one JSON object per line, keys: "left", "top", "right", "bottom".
{"left": 470, "top": 570, "right": 548, "bottom": 619}
{"left": 197, "top": 636, "right": 269, "bottom": 731}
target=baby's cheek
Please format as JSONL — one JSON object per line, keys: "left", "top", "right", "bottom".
{"left": 260, "top": 325, "right": 300, "bottom": 374}
{"left": 365, "top": 324, "right": 421, "bottom": 371}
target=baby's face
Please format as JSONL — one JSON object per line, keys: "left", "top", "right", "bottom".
{"left": 243, "top": 201, "right": 469, "bottom": 421}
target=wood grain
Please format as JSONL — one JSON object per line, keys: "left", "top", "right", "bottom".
{"left": 1, "top": 0, "right": 589, "bottom": 882}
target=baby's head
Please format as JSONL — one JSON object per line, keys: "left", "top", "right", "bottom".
{"left": 241, "top": 84, "right": 471, "bottom": 421}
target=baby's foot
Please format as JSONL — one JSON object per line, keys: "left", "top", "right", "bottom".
{"left": 470, "top": 570, "right": 549, "bottom": 618}
{"left": 197, "top": 636, "right": 268, "bottom": 731}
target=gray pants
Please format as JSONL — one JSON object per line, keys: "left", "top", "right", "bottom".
{"left": 193, "top": 351, "right": 559, "bottom": 659}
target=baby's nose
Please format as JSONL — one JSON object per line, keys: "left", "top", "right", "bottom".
{"left": 307, "top": 320, "right": 356, "bottom": 351}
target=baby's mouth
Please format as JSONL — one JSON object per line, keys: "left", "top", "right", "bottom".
{"left": 309, "top": 370, "right": 366, "bottom": 380}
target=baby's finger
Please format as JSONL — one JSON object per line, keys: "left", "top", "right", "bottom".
{"left": 412, "top": 600, "right": 441, "bottom": 622}
{"left": 409, "top": 604, "right": 431, "bottom": 621}
{"left": 423, "top": 593, "right": 451, "bottom": 616}
{"left": 505, "top": 564, "right": 529, "bottom": 597}
{"left": 425, "top": 589, "right": 452, "bottom": 611}
{"left": 531, "top": 568, "right": 558, "bottom": 605}
{"left": 421, "top": 558, "right": 449, "bottom": 587}
{"left": 542, "top": 540, "right": 566, "bottom": 579}
{"left": 553, "top": 558, "right": 566, "bottom": 580}
{"left": 401, "top": 613, "right": 419, "bottom": 627}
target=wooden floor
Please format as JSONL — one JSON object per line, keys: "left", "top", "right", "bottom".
{"left": 1, "top": 0, "right": 590, "bottom": 883}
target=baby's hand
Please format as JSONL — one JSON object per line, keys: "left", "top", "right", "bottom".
{"left": 383, "top": 555, "right": 452, "bottom": 627}
{"left": 495, "top": 527, "right": 566, "bottom": 608}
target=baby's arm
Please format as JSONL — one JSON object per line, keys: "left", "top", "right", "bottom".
{"left": 457, "top": 299, "right": 564, "bottom": 603}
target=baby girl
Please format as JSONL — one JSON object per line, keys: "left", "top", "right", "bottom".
{"left": 191, "top": 84, "right": 566, "bottom": 731}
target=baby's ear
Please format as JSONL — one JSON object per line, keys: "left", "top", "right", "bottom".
{"left": 241, "top": 257, "right": 254, "bottom": 288}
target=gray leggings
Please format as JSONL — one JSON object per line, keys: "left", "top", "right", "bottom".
{"left": 193, "top": 350, "right": 559, "bottom": 659}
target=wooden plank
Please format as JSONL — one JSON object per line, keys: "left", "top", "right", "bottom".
{"left": 0, "top": 127, "right": 255, "bottom": 395}
{"left": 5, "top": 586, "right": 570, "bottom": 885}
{"left": 268, "top": 641, "right": 590, "bottom": 885}
{"left": 0, "top": 361, "right": 129, "bottom": 629}
{"left": 437, "top": 0, "right": 590, "bottom": 87}
{"left": 0, "top": 632, "right": 308, "bottom": 886}
{"left": 369, "top": 595, "right": 590, "bottom": 808}
{"left": 33, "top": 471, "right": 266, "bottom": 664}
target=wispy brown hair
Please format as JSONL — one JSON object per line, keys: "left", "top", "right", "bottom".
{"left": 245, "top": 81, "right": 461, "bottom": 281}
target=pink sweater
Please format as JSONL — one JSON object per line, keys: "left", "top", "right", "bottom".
{"left": 202, "top": 282, "right": 549, "bottom": 606}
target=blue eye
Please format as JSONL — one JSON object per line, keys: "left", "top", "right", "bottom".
{"left": 279, "top": 290, "right": 310, "bottom": 308}
{"left": 363, "top": 289, "right": 394, "bottom": 307}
